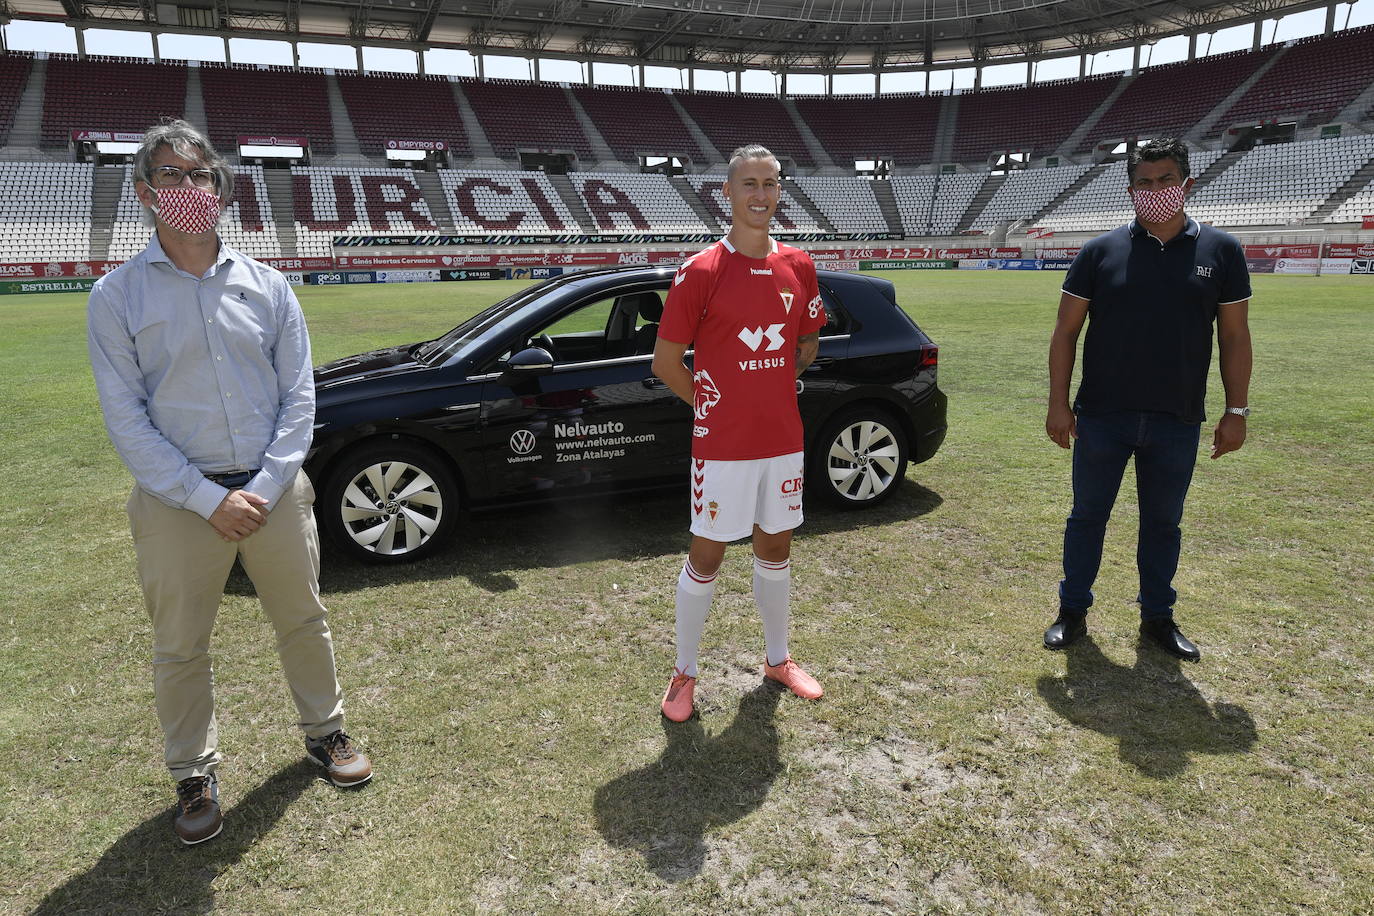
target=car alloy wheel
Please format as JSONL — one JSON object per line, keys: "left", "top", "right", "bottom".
{"left": 811, "top": 407, "right": 909, "bottom": 508}
{"left": 322, "top": 441, "right": 458, "bottom": 563}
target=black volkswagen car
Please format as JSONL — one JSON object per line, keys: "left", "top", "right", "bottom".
{"left": 306, "top": 265, "right": 946, "bottom": 563}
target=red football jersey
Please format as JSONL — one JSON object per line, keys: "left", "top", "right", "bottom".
{"left": 659, "top": 237, "right": 826, "bottom": 460}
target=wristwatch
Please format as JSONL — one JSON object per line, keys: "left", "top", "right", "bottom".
{"left": 1224, "top": 406, "right": 1251, "bottom": 418}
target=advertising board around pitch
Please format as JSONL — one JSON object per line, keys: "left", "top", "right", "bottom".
{"left": 861, "top": 259, "right": 957, "bottom": 270}
{"left": 0, "top": 278, "right": 98, "bottom": 295}
{"left": 376, "top": 270, "right": 441, "bottom": 283}
{"left": 308, "top": 271, "right": 377, "bottom": 285}
{"left": 440, "top": 268, "right": 505, "bottom": 281}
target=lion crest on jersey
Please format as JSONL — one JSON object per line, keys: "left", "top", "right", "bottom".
{"left": 693, "top": 369, "right": 721, "bottom": 420}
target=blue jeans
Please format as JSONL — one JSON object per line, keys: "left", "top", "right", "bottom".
{"left": 1059, "top": 410, "right": 1201, "bottom": 621}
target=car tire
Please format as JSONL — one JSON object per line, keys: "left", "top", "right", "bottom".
{"left": 320, "top": 440, "right": 459, "bottom": 563}
{"left": 809, "top": 406, "right": 909, "bottom": 509}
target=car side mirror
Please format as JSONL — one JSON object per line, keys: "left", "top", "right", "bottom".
{"left": 503, "top": 346, "right": 555, "bottom": 375}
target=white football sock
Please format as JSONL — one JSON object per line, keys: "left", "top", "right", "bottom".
{"left": 674, "top": 559, "right": 717, "bottom": 678}
{"left": 754, "top": 556, "right": 791, "bottom": 666}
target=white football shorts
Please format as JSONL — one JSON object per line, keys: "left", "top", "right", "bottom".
{"left": 688, "top": 451, "right": 806, "bottom": 542}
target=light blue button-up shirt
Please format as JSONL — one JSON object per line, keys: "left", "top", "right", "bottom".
{"left": 88, "top": 234, "right": 314, "bottom": 520}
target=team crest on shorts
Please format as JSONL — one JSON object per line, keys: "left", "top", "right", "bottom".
{"left": 779, "top": 287, "right": 794, "bottom": 314}
{"left": 707, "top": 500, "right": 720, "bottom": 527}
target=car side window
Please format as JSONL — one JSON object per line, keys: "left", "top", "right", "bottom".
{"left": 818, "top": 284, "right": 847, "bottom": 336}
{"left": 494, "top": 287, "right": 668, "bottom": 368}
{"left": 538, "top": 298, "right": 617, "bottom": 357}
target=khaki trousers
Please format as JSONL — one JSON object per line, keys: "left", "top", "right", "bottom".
{"left": 127, "top": 471, "right": 344, "bottom": 781}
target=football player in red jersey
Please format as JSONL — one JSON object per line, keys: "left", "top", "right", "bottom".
{"left": 651, "top": 144, "right": 827, "bottom": 722}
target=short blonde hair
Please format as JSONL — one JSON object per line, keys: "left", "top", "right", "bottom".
{"left": 726, "top": 144, "right": 778, "bottom": 180}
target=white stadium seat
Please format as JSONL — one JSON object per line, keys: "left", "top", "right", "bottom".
{"left": 969, "top": 164, "right": 1092, "bottom": 232}
{"left": 291, "top": 166, "right": 440, "bottom": 258}
{"left": 0, "top": 162, "right": 94, "bottom": 261}
{"left": 791, "top": 176, "right": 890, "bottom": 232}
{"left": 1, "top": 134, "right": 1371, "bottom": 265}
{"left": 1187, "top": 137, "right": 1373, "bottom": 227}
{"left": 571, "top": 172, "right": 709, "bottom": 233}
{"left": 438, "top": 169, "right": 578, "bottom": 237}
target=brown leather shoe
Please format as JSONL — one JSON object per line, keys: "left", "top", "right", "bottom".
{"left": 174, "top": 774, "right": 223, "bottom": 846}
{"left": 306, "top": 731, "right": 373, "bottom": 787}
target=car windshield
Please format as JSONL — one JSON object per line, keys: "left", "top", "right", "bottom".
{"left": 413, "top": 285, "right": 550, "bottom": 367}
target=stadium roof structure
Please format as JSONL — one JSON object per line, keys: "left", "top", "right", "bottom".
{"left": 4, "top": 0, "right": 1342, "bottom": 73}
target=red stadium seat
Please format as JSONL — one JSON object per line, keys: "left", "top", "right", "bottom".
{"left": 675, "top": 91, "right": 815, "bottom": 167}
{"left": 1214, "top": 25, "right": 1374, "bottom": 134}
{"left": 792, "top": 94, "right": 941, "bottom": 167}
{"left": 337, "top": 72, "right": 470, "bottom": 158}
{"left": 1080, "top": 48, "right": 1275, "bottom": 154}
{"left": 0, "top": 53, "right": 34, "bottom": 147}
{"left": 41, "top": 55, "right": 187, "bottom": 150}
{"left": 459, "top": 79, "right": 594, "bottom": 161}
{"left": 200, "top": 62, "right": 335, "bottom": 156}
{"left": 571, "top": 85, "right": 700, "bottom": 164}
{"left": 950, "top": 76, "right": 1118, "bottom": 162}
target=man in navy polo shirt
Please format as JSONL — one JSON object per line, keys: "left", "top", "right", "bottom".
{"left": 1042, "top": 138, "right": 1252, "bottom": 661}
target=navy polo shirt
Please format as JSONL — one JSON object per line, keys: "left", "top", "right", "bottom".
{"left": 1063, "top": 216, "right": 1250, "bottom": 424}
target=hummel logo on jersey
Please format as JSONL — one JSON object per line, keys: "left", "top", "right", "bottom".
{"left": 780, "top": 287, "right": 794, "bottom": 314}
{"left": 738, "top": 324, "right": 785, "bottom": 352}
{"left": 750, "top": 268, "right": 773, "bottom": 276}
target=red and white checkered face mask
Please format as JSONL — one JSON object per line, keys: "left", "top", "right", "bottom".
{"left": 1130, "top": 184, "right": 1186, "bottom": 225}
{"left": 153, "top": 186, "right": 222, "bottom": 235}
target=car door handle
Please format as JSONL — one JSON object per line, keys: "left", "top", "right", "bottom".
{"left": 643, "top": 376, "right": 669, "bottom": 389}
{"left": 806, "top": 358, "right": 836, "bottom": 372}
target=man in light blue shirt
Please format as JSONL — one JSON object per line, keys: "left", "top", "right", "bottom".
{"left": 88, "top": 119, "right": 372, "bottom": 846}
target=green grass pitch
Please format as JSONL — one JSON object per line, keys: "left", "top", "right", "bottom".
{"left": 2, "top": 270, "right": 1371, "bottom": 913}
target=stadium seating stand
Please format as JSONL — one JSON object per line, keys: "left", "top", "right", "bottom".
{"left": 572, "top": 86, "right": 701, "bottom": 164}
{"left": 791, "top": 94, "right": 941, "bottom": 168}
{"left": 41, "top": 56, "right": 187, "bottom": 150}
{"left": 459, "top": 79, "right": 594, "bottom": 162}
{"left": 952, "top": 77, "right": 1118, "bottom": 163}
{"left": 337, "top": 72, "right": 471, "bottom": 159}
{"left": 200, "top": 63, "right": 335, "bottom": 157}
{"left": 0, "top": 53, "right": 34, "bottom": 148}
{"left": 676, "top": 91, "right": 815, "bottom": 168}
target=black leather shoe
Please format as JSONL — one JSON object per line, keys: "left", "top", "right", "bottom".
{"left": 1043, "top": 614, "right": 1087, "bottom": 649}
{"left": 1140, "top": 618, "right": 1200, "bottom": 661}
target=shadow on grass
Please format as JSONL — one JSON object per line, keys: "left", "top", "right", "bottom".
{"left": 593, "top": 683, "right": 783, "bottom": 882}
{"left": 1036, "top": 636, "right": 1257, "bottom": 779}
{"left": 30, "top": 760, "right": 318, "bottom": 915}
{"left": 227, "top": 478, "right": 943, "bottom": 598}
